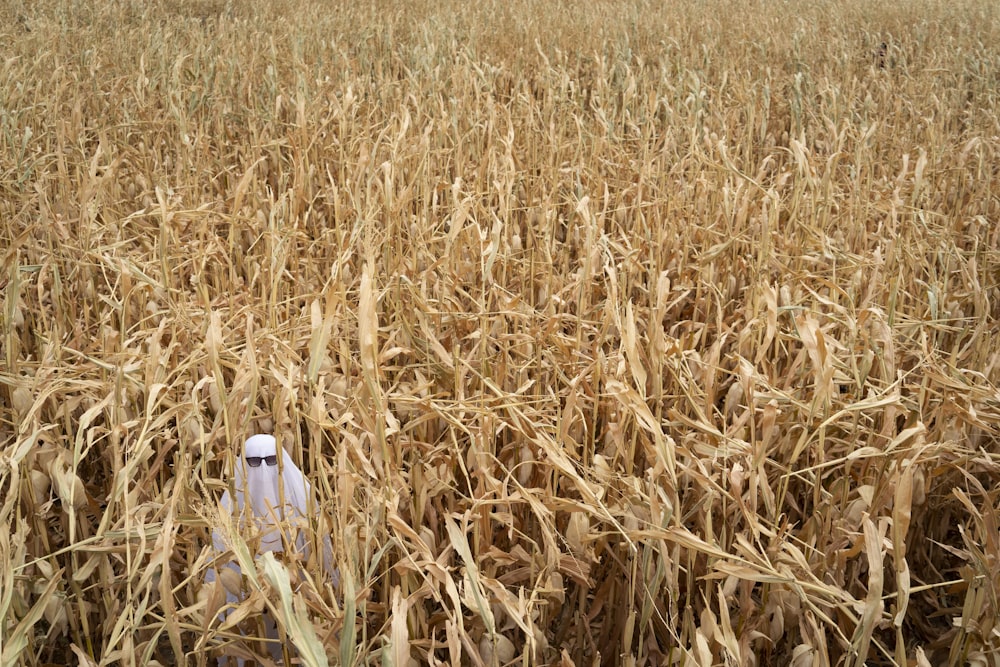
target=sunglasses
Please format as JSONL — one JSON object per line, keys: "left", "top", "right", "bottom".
{"left": 245, "top": 455, "right": 278, "bottom": 467}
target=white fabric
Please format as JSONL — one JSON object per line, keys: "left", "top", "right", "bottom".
{"left": 227, "top": 434, "right": 312, "bottom": 553}
{"left": 206, "top": 435, "right": 337, "bottom": 666}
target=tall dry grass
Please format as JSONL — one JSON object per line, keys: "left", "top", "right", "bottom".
{"left": 2, "top": 0, "right": 999, "bottom": 664}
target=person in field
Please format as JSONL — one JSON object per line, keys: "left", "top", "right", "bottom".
{"left": 205, "top": 434, "right": 338, "bottom": 666}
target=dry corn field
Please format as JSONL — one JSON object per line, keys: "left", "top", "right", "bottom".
{"left": 2, "top": 0, "right": 1000, "bottom": 665}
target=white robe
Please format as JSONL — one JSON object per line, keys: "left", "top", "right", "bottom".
{"left": 205, "top": 435, "right": 337, "bottom": 666}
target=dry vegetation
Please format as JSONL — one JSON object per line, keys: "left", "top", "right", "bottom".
{"left": 2, "top": 0, "right": 1000, "bottom": 664}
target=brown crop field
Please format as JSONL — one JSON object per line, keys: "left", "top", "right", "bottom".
{"left": 2, "top": 0, "right": 1000, "bottom": 664}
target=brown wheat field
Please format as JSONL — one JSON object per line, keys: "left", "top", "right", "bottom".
{"left": 2, "top": 0, "right": 1000, "bottom": 665}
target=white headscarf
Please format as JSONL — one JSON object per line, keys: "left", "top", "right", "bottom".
{"left": 206, "top": 435, "right": 337, "bottom": 666}
{"left": 224, "top": 434, "right": 311, "bottom": 553}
